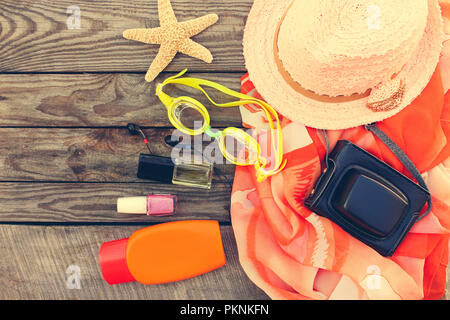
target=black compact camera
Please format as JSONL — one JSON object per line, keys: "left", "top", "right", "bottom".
{"left": 305, "top": 126, "right": 431, "bottom": 257}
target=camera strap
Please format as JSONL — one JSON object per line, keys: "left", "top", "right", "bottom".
{"left": 322, "top": 124, "right": 432, "bottom": 221}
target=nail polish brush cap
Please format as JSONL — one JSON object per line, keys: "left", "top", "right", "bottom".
{"left": 118, "top": 195, "right": 177, "bottom": 216}
{"left": 137, "top": 154, "right": 174, "bottom": 183}
{"left": 117, "top": 197, "right": 147, "bottom": 214}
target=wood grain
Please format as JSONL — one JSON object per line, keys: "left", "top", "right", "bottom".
{"left": 0, "top": 0, "right": 251, "bottom": 73}
{"left": 0, "top": 73, "right": 243, "bottom": 127}
{"left": 0, "top": 182, "right": 232, "bottom": 223}
{"left": 0, "top": 0, "right": 448, "bottom": 301}
{"left": 0, "top": 224, "right": 447, "bottom": 300}
{"left": 0, "top": 225, "right": 269, "bottom": 300}
{"left": 0, "top": 128, "right": 235, "bottom": 182}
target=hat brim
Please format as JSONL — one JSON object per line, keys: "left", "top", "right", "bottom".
{"left": 243, "top": 0, "right": 444, "bottom": 130}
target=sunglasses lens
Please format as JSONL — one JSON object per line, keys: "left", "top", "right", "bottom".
{"left": 172, "top": 101, "right": 208, "bottom": 134}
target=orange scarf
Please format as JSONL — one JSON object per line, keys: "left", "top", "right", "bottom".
{"left": 231, "top": 34, "right": 450, "bottom": 299}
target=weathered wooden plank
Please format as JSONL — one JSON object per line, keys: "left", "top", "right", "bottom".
{"left": 0, "top": 73, "right": 243, "bottom": 127}
{"left": 0, "top": 224, "right": 448, "bottom": 300}
{"left": 0, "top": 182, "right": 232, "bottom": 223}
{"left": 0, "top": 128, "right": 235, "bottom": 182}
{"left": 0, "top": 0, "right": 251, "bottom": 73}
{"left": 0, "top": 225, "right": 269, "bottom": 300}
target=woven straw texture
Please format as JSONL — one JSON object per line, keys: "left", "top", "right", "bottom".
{"left": 243, "top": 0, "right": 444, "bottom": 129}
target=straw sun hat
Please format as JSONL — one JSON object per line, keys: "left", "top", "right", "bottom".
{"left": 243, "top": 0, "right": 444, "bottom": 130}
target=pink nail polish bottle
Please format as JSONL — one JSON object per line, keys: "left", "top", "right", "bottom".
{"left": 117, "top": 195, "right": 177, "bottom": 216}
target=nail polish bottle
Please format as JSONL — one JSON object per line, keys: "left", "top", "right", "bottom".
{"left": 172, "top": 158, "right": 213, "bottom": 189}
{"left": 117, "top": 195, "right": 177, "bottom": 216}
{"left": 99, "top": 220, "right": 226, "bottom": 285}
{"left": 137, "top": 154, "right": 213, "bottom": 189}
{"left": 127, "top": 124, "right": 214, "bottom": 189}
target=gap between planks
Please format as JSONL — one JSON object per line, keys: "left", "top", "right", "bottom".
{"left": 0, "top": 224, "right": 269, "bottom": 300}
{"left": 0, "top": 0, "right": 252, "bottom": 73}
{"left": 0, "top": 72, "right": 245, "bottom": 127}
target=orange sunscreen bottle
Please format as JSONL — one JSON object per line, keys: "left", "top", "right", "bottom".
{"left": 99, "top": 220, "right": 226, "bottom": 285}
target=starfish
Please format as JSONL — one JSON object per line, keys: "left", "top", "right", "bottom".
{"left": 123, "top": 0, "right": 218, "bottom": 82}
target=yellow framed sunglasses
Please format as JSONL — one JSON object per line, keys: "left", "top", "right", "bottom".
{"left": 155, "top": 69, "right": 286, "bottom": 182}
